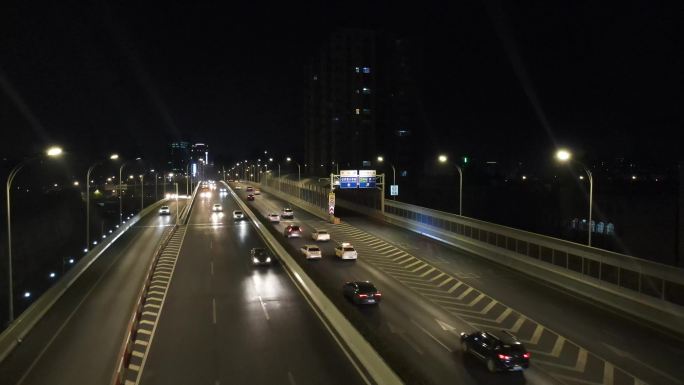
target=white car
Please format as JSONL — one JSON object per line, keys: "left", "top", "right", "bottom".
{"left": 159, "top": 206, "right": 171, "bottom": 215}
{"left": 300, "top": 245, "right": 322, "bottom": 259}
{"left": 335, "top": 242, "right": 358, "bottom": 260}
{"left": 311, "top": 229, "right": 330, "bottom": 241}
{"left": 281, "top": 208, "right": 294, "bottom": 219}
{"left": 254, "top": 189, "right": 261, "bottom": 195}
{"left": 234, "top": 185, "right": 242, "bottom": 190}
{"left": 232, "top": 210, "right": 245, "bottom": 220}
{"left": 212, "top": 204, "right": 223, "bottom": 212}
{"left": 267, "top": 213, "right": 280, "bottom": 222}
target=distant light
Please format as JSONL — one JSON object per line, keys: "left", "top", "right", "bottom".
{"left": 632, "top": 175, "right": 637, "bottom": 180}
{"left": 115, "top": 225, "right": 119, "bottom": 228}
{"left": 54, "top": 183, "right": 58, "bottom": 187}
{"left": 438, "top": 155, "right": 448, "bottom": 163}
{"left": 46, "top": 146, "right": 63, "bottom": 157}
{"left": 73, "top": 181, "right": 80, "bottom": 186}
{"left": 83, "top": 248, "right": 88, "bottom": 253}
{"left": 135, "top": 157, "right": 141, "bottom": 160}
{"left": 69, "top": 258, "right": 75, "bottom": 264}
{"left": 106, "top": 178, "right": 112, "bottom": 182}
{"left": 129, "top": 175, "right": 134, "bottom": 179}
{"left": 286, "top": 157, "right": 292, "bottom": 162}
{"left": 92, "top": 241, "right": 98, "bottom": 245}
{"left": 579, "top": 175, "right": 584, "bottom": 180}
{"left": 168, "top": 173, "right": 174, "bottom": 177}
{"left": 109, "top": 230, "right": 113, "bottom": 233}
{"left": 23, "top": 292, "right": 31, "bottom": 298}
{"left": 555, "top": 149, "right": 571, "bottom": 162}
{"left": 102, "top": 235, "right": 106, "bottom": 239}
{"left": 522, "top": 175, "right": 527, "bottom": 180}
{"left": 110, "top": 154, "right": 119, "bottom": 160}
{"left": 377, "top": 156, "right": 384, "bottom": 162}
{"left": 49, "top": 272, "right": 56, "bottom": 278}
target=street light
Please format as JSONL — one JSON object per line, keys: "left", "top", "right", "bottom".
{"left": 438, "top": 154, "right": 463, "bottom": 216}
{"left": 6, "top": 146, "right": 63, "bottom": 323}
{"left": 287, "top": 157, "right": 301, "bottom": 183}
{"left": 87, "top": 153, "right": 118, "bottom": 251}
{"left": 556, "top": 148, "right": 594, "bottom": 246}
{"left": 377, "top": 155, "right": 396, "bottom": 199}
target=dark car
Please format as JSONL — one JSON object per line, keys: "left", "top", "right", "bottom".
{"left": 250, "top": 247, "right": 273, "bottom": 265}
{"left": 460, "top": 330, "right": 530, "bottom": 372}
{"left": 284, "top": 225, "right": 302, "bottom": 238}
{"left": 343, "top": 281, "right": 382, "bottom": 305}
{"left": 247, "top": 194, "right": 255, "bottom": 201}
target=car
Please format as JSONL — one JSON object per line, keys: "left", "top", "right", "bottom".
{"left": 335, "top": 242, "right": 358, "bottom": 260}
{"left": 250, "top": 247, "right": 273, "bottom": 265}
{"left": 343, "top": 281, "right": 381, "bottom": 305}
{"left": 227, "top": 179, "right": 234, "bottom": 183}
{"left": 281, "top": 208, "right": 294, "bottom": 219}
{"left": 284, "top": 225, "right": 302, "bottom": 238}
{"left": 460, "top": 330, "right": 530, "bottom": 372}
{"left": 212, "top": 204, "right": 223, "bottom": 212}
{"left": 247, "top": 194, "right": 255, "bottom": 201}
{"left": 159, "top": 205, "right": 171, "bottom": 215}
{"left": 246, "top": 186, "right": 254, "bottom": 192}
{"left": 311, "top": 229, "right": 330, "bottom": 241}
{"left": 267, "top": 213, "right": 280, "bottom": 222}
{"left": 234, "top": 185, "right": 242, "bottom": 190}
{"left": 254, "top": 189, "right": 261, "bottom": 195}
{"left": 220, "top": 188, "right": 227, "bottom": 192}
{"left": 232, "top": 210, "right": 245, "bottom": 220}
{"left": 300, "top": 245, "right": 322, "bottom": 259}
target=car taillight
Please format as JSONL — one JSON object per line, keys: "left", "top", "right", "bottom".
{"left": 498, "top": 354, "right": 511, "bottom": 360}
{"left": 288, "top": 228, "right": 292, "bottom": 232}
{"left": 375, "top": 292, "right": 382, "bottom": 297}
{"left": 523, "top": 352, "right": 530, "bottom": 359}
{"left": 358, "top": 294, "right": 368, "bottom": 298}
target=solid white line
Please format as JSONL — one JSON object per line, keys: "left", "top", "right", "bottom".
{"left": 212, "top": 298, "right": 217, "bottom": 324}
{"left": 258, "top": 296, "right": 270, "bottom": 321}
{"left": 410, "top": 319, "right": 453, "bottom": 353}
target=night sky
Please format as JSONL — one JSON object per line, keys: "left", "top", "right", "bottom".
{"left": 1, "top": 1, "right": 682, "bottom": 165}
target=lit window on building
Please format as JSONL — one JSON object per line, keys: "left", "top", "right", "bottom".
{"left": 396, "top": 129, "right": 410, "bottom": 137}
{"left": 355, "top": 67, "right": 360, "bottom": 73}
{"left": 362, "top": 67, "right": 371, "bottom": 74}
{"left": 313, "top": 75, "right": 318, "bottom": 80}
{"left": 355, "top": 108, "right": 360, "bottom": 115}
{"left": 362, "top": 87, "right": 371, "bottom": 94}
{"left": 362, "top": 108, "right": 371, "bottom": 114}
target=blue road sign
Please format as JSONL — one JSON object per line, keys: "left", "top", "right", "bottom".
{"left": 339, "top": 176, "right": 358, "bottom": 189}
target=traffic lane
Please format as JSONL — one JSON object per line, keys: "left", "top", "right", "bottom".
{"left": 140, "top": 188, "right": 363, "bottom": 385}
{"left": 0, "top": 199, "right": 181, "bottom": 385}
{"left": 337, "top": 210, "right": 683, "bottom": 385}
{"left": 242, "top": 189, "right": 556, "bottom": 385}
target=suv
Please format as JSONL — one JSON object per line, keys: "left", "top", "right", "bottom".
{"left": 334, "top": 242, "right": 357, "bottom": 260}
{"left": 159, "top": 205, "right": 170, "bottom": 215}
{"left": 232, "top": 210, "right": 245, "bottom": 220}
{"left": 460, "top": 330, "right": 530, "bottom": 372}
{"left": 281, "top": 208, "right": 294, "bottom": 219}
{"left": 284, "top": 225, "right": 302, "bottom": 238}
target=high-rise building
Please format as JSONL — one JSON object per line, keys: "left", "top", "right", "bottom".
{"left": 190, "top": 143, "right": 209, "bottom": 179}
{"left": 168, "top": 141, "right": 190, "bottom": 173}
{"left": 305, "top": 30, "right": 424, "bottom": 177}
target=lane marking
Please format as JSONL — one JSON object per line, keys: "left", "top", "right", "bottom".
{"left": 210, "top": 261, "right": 214, "bottom": 276}
{"left": 258, "top": 295, "right": 270, "bottom": 321}
{"left": 212, "top": 298, "right": 217, "bottom": 324}
{"left": 410, "top": 319, "right": 453, "bottom": 353}
{"left": 288, "top": 371, "right": 297, "bottom": 385}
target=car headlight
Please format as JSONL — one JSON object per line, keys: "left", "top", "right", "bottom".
{"left": 266, "top": 257, "right": 271, "bottom": 263}
{"left": 252, "top": 257, "right": 259, "bottom": 263}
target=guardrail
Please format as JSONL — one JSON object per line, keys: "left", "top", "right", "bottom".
{"left": 111, "top": 182, "right": 198, "bottom": 385}
{"left": 0, "top": 198, "right": 169, "bottom": 363}
{"left": 256, "top": 176, "right": 684, "bottom": 336}
{"left": 225, "top": 181, "right": 402, "bottom": 385}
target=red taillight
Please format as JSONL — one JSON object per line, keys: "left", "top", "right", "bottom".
{"left": 375, "top": 292, "right": 382, "bottom": 297}
{"left": 498, "top": 354, "right": 511, "bottom": 360}
{"left": 358, "top": 294, "right": 368, "bottom": 298}
{"left": 523, "top": 353, "right": 530, "bottom": 359}
{"left": 288, "top": 229, "right": 292, "bottom": 232}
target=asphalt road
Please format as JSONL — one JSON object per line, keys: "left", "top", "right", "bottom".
{"left": 0, "top": 198, "right": 187, "bottom": 385}
{"left": 138, "top": 187, "right": 364, "bottom": 385}
{"left": 231, "top": 181, "right": 683, "bottom": 385}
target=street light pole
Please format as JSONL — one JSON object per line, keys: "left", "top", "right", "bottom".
{"left": 585, "top": 167, "right": 594, "bottom": 247}
{"left": 5, "top": 147, "right": 63, "bottom": 323}
{"left": 119, "top": 163, "right": 126, "bottom": 224}
{"left": 86, "top": 163, "right": 100, "bottom": 250}
{"left": 140, "top": 174, "right": 144, "bottom": 210}
{"left": 455, "top": 165, "right": 463, "bottom": 216}
{"left": 175, "top": 183, "right": 179, "bottom": 223}
{"left": 6, "top": 162, "right": 26, "bottom": 324}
